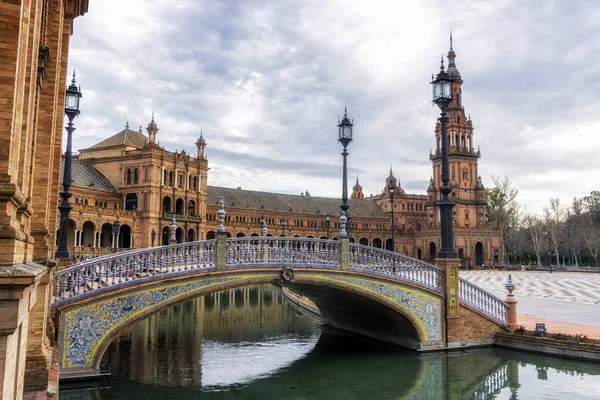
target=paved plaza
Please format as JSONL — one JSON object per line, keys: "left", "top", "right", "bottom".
{"left": 462, "top": 271, "right": 600, "bottom": 336}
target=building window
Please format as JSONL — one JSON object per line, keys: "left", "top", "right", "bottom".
{"left": 144, "top": 166, "right": 149, "bottom": 182}
{"left": 178, "top": 174, "right": 183, "bottom": 188}
{"left": 126, "top": 168, "right": 132, "bottom": 185}
{"left": 133, "top": 168, "right": 139, "bottom": 184}
{"left": 462, "top": 170, "right": 468, "bottom": 180}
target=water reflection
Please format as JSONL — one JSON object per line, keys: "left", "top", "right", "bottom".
{"left": 61, "top": 284, "right": 600, "bottom": 399}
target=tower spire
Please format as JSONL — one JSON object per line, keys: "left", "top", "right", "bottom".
{"left": 450, "top": 30, "right": 453, "bottom": 50}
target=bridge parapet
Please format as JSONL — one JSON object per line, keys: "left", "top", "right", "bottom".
{"left": 350, "top": 243, "right": 443, "bottom": 292}
{"left": 53, "top": 237, "right": 446, "bottom": 305}
{"left": 52, "top": 237, "right": 507, "bottom": 326}
{"left": 459, "top": 278, "right": 507, "bottom": 324}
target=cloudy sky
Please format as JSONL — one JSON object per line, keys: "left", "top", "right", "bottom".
{"left": 68, "top": 0, "right": 600, "bottom": 213}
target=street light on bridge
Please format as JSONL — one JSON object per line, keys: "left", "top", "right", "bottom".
{"left": 325, "top": 212, "right": 331, "bottom": 240}
{"left": 431, "top": 57, "right": 457, "bottom": 259}
{"left": 112, "top": 219, "right": 120, "bottom": 253}
{"left": 337, "top": 107, "right": 353, "bottom": 237}
{"left": 280, "top": 218, "right": 287, "bottom": 237}
{"left": 55, "top": 71, "right": 82, "bottom": 260}
{"left": 388, "top": 177, "right": 396, "bottom": 252}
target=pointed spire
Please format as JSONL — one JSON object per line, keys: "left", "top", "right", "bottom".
{"left": 344, "top": 106, "right": 347, "bottom": 117}
{"left": 139, "top": 125, "right": 142, "bottom": 133}
{"left": 450, "top": 29, "right": 453, "bottom": 50}
{"left": 125, "top": 120, "right": 129, "bottom": 130}
{"left": 71, "top": 69, "right": 77, "bottom": 85}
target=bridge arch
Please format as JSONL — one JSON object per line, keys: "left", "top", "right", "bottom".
{"left": 55, "top": 268, "right": 443, "bottom": 376}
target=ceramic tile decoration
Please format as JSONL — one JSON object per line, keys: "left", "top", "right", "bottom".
{"left": 59, "top": 269, "right": 443, "bottom": 374}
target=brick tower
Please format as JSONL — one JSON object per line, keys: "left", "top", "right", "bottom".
{"left": 429, "top": 35, "right": 487, "bottom": 231}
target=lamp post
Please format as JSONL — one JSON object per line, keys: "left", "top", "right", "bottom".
{"left": 280, "top": 218, "right": 287, "bottom": 237}
{"left": 388, "top": 177, "right": 396, "bottom": 252}
{"left": 55, "top": 71, "right": 82, "bottom": 259}
{"left": 151, "top": 229, "right": 156, "bottom": 247}
{"left": 325, "top": 212, "right": 331, "bottom": 240}
{"left": 112, "top": 219, "right": 120, "bottom": 253}
{"left": 337, "top": 107, "right": 353, "bottom": 237}
{"left": 431, "top": 57, "right": 457, "bottom": 259}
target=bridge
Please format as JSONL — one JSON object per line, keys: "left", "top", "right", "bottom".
{"left": 52, "top": 231, "right": 510, "bottom": 377}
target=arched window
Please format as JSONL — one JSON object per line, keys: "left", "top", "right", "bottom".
{"left": 133, "top": 168, "right": 139, "bottom": 184}
{"left": 126, "top": 169, "right": 132, "bottom": 185}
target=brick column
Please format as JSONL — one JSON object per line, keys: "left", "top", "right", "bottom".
{"left": 216, "top": 234, "right": 226, "bottom": 269}
{"left": 505, "top": 275, "right": 518, "bottom": 330}
{"left": 0, "top": 263, "right": 47, "bottom": 400}
{"left": 24, "top": 261, "right": 57, "bottom": 392}
{"left": 339, "top": 237, "right": 350, "bottom": 270}
{"left": 436, "top": 257, "right": 461, "bottom": 320}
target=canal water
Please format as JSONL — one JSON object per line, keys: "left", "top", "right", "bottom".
{"left": 61, "top": 285, "right": 600, "bottom": 399}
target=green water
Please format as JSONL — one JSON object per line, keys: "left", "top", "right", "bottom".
{"left": 61, "top": 285, "right": 600, "bottom": 399}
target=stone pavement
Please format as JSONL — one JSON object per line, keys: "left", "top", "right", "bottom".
{"left": 461, "top": 271, "right": 600, "bottom": 338}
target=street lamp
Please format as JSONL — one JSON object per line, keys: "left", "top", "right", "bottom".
{"left": 151, "top": 229, "right": 156, "bottom": 247}
{"left": 338, "top": 107, "right": 353, "bottom": 237}
{"left": 55, "top": 71, "right": 82, "bottom": 259}
{"left": 325, "top": 212, "right": 331, "bottom": 240}
{"left": 431, "top": 57, "right": 457, "bottom": 259}
{"left": 112, "top": 219, "right": 120, "bottom": 253}
{"left": 280, "top": 218, "right": 287, "bottom": 237}
{"left": 388, "top": 177, "right": 396, "bottom": 252}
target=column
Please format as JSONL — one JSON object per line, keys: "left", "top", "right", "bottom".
{"left": 0, "top": 264, "right": 48, "bottom": 399}
{"left": 24, "top": 261, "right": 56, "bottom": 392}
{"left": 435, "top": 257, "right": 461, "bottom": 345}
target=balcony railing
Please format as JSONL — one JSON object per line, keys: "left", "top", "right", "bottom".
{"left": 162, "top": 212, "right": 202, "bottom": 222}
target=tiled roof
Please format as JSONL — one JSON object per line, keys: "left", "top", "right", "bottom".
{"left": 60, "top": 156, "right": 120, "bottom": 194}
{"left": 86, "top": 127, "right": 148, "bottom": 150}
{"left": 207, "top": 186, "right": 386, "bottom": 218}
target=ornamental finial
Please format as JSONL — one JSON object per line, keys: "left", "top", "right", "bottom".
{"left": 505, "top": 274, "right": 516, "bottom": 297}
{"left": 261, "top": 215, "right": 268, "bottom": 236}
{"left": 217, "top": 195, "right": 226, "bottom": 233}
{"left": 339, "top": 211, "right": 348, "bottom": 238}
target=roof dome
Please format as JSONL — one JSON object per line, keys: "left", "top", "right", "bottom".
{"left": 427, "top": 177, "right": 435, "bottom": 191}
{"left": 353, "top": 176, "right": 362, "bottom": 190}
{"left": 446, "top": 32, "right": 462, "bottom": 81}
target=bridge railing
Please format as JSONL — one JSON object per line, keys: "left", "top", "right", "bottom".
{"left": 54, "top": 240, "right": 217, "bottom": 302}
{"left": 349, "top": 243, "right": 444, "bottom": 292}
{"left": 226, "top": 237, "right": 340, "bottom": 267}
{"left": 459, "top": 278, "right": 508, "bottom": 324}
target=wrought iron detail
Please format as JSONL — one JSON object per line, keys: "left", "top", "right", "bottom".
{"left": 280, "top": 267, "right": 294, "bottom": 282}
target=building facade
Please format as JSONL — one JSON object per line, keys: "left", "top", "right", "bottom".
{"left": 60, "top": 43, "right": 503, "bottom": 268}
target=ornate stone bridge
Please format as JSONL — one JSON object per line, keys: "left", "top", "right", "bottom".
{"left": 52, "top": 235, "right": 510, "bottom": 377}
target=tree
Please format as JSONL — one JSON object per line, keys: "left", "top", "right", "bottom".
{"left": 582, "top": 191, "right": 600, "bottom": 267}
{"left": 523, "top": 213, "right": 544, "bottom": 265}
{"left": 543, "top": 198, "right": 563, "bottom": 266}
{"left": 564, "top": 198, "right": 584, "bottom": 266}
{"left": 486, "top": 175, "right": 519, "bottom": 264}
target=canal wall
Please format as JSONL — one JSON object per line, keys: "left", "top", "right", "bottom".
{"left": 495, "top": 333, "right": 600, "bottom": 363}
